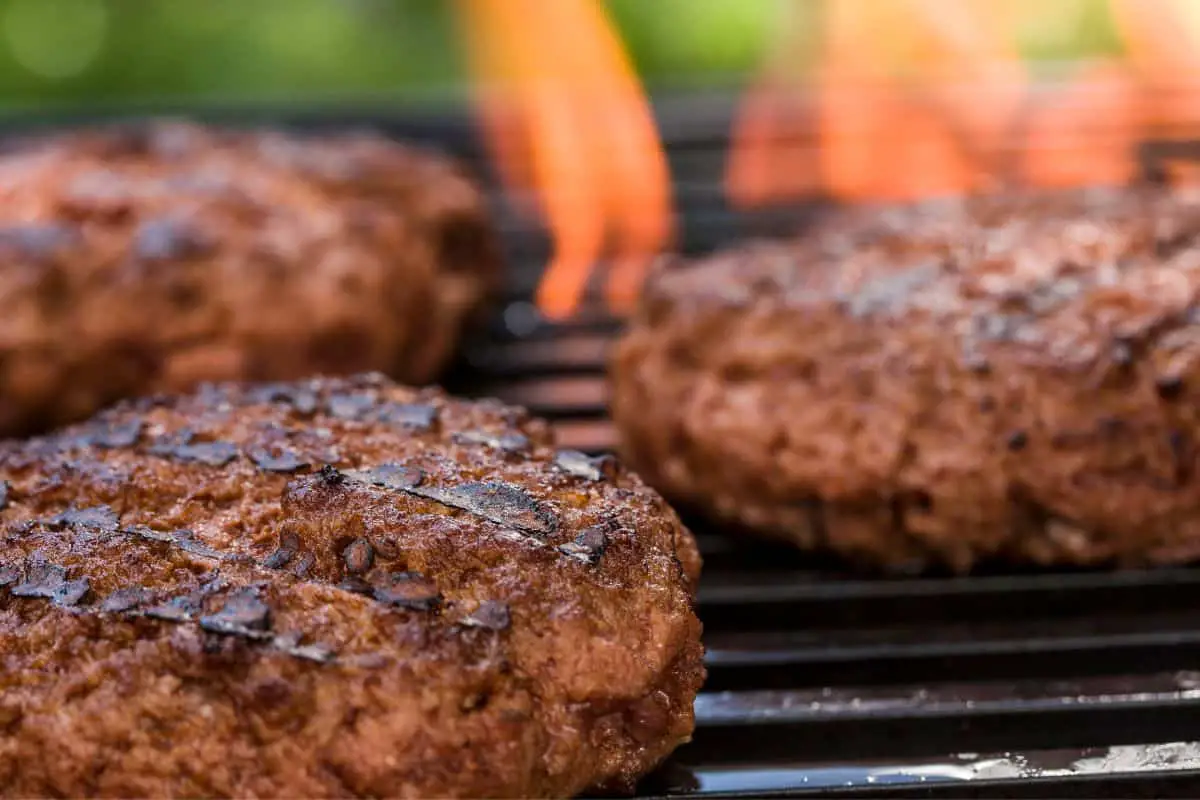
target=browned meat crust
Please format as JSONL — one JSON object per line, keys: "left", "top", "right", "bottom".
{"left": 0, "top": 121, "right": 501, "bottom": 436}
{"left": 0, "top": 374, "right": 703, "bottom": 797}
{"left": 612, "top": 185, "right": 1200, "bottom": 572}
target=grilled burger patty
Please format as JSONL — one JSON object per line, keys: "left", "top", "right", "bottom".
{"left": 0, "top": 374, "right": 703, "bottom": 797}
{"left": 612, "top": 185, "right": 1200, "bottom": 572}
{"left": 0, "top": 121, "right": 501, "bottom": 436}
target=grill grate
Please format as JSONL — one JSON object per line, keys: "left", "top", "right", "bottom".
{"left": 9, "top": 97, "right": 1200, "bottom": 797}
{"left": 436, "top": 98, "right": 1200, "bottom": 798}
{"left": 459, "top": 306, "right": 1200, "bottom": 799}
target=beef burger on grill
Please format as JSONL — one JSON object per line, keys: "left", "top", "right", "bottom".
{"left": 612, "top": 186, "right": 1200, "bottom": 572}
{"left": 0, "top": 121, "right": 501, "bottom": 436}
{"left": 0, "top": 373, "right": 703, "bottom": 797}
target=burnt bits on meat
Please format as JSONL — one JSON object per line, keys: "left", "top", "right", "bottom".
{"left": 341, "top": 464, "right": 561, "bottom": 537}
{"left": 290, "top": 552, "right": 316, "bottom": 578}
{"left": 10, "top": 559, "right": 90, "bottom": 607}
{"left": 372, "top": 571, "right": 441, "bottom": 611}
{"left": 144, "top": 594, "right": 201, "bottom": 622}
{"left": 149, "top": 430, "right": 239, "bottom": 467}
{"left": 87, "top": 418, "right": 143, "bottom": 449}
{"left": 378, "top": 402, "right": 438, "bottom": 431}
{"left": 421, "top": 482, "right": 558, "bottom": 537}
{"left": 251, "top": 383, "right": 319, "bottom": 415}
{"left": 0, "top": 223, "right": 80, "bottom": 259}
{"left": 337, "top": 576, "right": 374, "bottom": 597}
{"left": 248, "top": 445, "right": 308, "bottom": 474}
{"left": 133, "top": 217, "right": 215, "bottom": 262}
{"left": 174, "top": 441, "right": 239, "bottom": 467}
{"left": 453, "top": 430, "right": 531, "bottom": 454}
{"left": 327, "top": 393, "right": 441, "bottom": 432}
{"left": 317, "top": 463, "right": 346, "bottom": 486}
{"left": 199, "top": 586, "right": 272, "bottom": 638}
{"left": 557, "top": 525, "right": 610, "bottom": 565}
{"left": 553, "top": 450, "right": 616, "bottom": 481}
{"left": 45, "top": 504, "right": 120, "bottom": 532}
{"left": 346, "top": 462, "right": 424, "bottom": 491}
{"left": 342, "top": 537, "right": 375, "bottom": 575}
{"left": 0, "top": 374, "right": 704, "bottom": 798}
{"left": 271, "top": 632, "right": 335, "bottom": 664}
{"left": 125, "top": 525, "right": 229, "bottom": 562}
{"left": 1157, "top": 375, "right": 1186, "bottom": 401}
{"left": 326, "top": 392, "right": 375, "bottom": 421}
{"left": 263, "top": 530, "right": 301, "bottom": 569}
{"left": 460, "top": 600, "right": 510, "bottom": 631}
{"left": 100, "top": 586, "right": 156, "bottom": 613}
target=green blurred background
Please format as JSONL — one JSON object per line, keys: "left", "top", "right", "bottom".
{"left": 0, "top": 0, "right": 1131, "bottom": 111}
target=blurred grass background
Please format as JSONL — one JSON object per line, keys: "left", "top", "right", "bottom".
{"left": 0, "top": 0, "right": 1134, "bottom": 109}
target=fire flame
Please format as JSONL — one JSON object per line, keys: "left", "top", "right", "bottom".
{"left": 456, "top": 0, "right": 1200, "bottom": 319}
{"left": 730, "top": 0, "right": 1200, "bottom": 208}
{"left": 453, "top": 0, "right": 672, "bottom": 320}
{"left": 817, "top": 0, "right": 1026, "bottom": 202}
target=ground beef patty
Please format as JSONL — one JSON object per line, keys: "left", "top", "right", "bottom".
{"left": 0, "top": 121, "right": 501, "bottom": 436}
{"left": 0, "top": 373, "right": 702, "bottom": 798}
{"left": 611, "top": 185, "right": 1200, "bottom": 573}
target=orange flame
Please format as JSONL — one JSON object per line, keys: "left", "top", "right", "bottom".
{"left": 728, "top": 0, "right": 1200, "bottom": 209}
{"left": 825, "top": 0, "right": 1025, "bottom": 201}
{"left": 454, "top": 0, "right": 673, "bottom": 320}
{"left": 457, "top": 1, "right": 1200, "bottom": 319}
{"left": 732, "top": 0, "right": 1026, "bottom": 205}
{"left": 1112, "top": 0, "right": 1200, "bottom": 134}
{"left": 1018, "top": 60, "right": 1140, "bottom": 189}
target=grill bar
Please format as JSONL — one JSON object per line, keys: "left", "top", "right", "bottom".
{"left": 639, "top": 765, "right": 1200, "bottom": 799}
{"left": 12, "top": 95, "right": 1200, "bottom": 797}
{"left": 704, "top": 634, "right": 1200, "bottom": 691}
{"left": 473, "top": 333, "right": 1200, "bottom": 794}
{"left": 446, "top": 95, "right": 1200, "bottom": 796}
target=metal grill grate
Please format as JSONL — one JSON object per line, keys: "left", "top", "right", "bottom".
{"left": 9, "top": 97, "right": 1200, "bottom": 797}
{"left": 436, "top": 98, "right": 1200, "bottom": 798}
{"left": 460, "top": 290, "right": 1200, "bottom": 799}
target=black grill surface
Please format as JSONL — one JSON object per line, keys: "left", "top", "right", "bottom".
{"left": 439, "top": 99, "right": 1200, "bottom": 798}
{"left": 8, "top": 97, "right": 1200, "bottom": 797}
{"left": 460, "top": 292, "right": 1200, "bottom": 800}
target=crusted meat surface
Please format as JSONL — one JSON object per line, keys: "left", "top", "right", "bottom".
{"left": 0, "top": 121, "right": 501, "bottom": 436}
{"left": 0, "top": 374, "right": 702, "bottom": 798}
{"left": 612, "top": 185, "right": 1200, "bottom": 572}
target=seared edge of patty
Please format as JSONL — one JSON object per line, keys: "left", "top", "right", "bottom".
{"left": 0, "top": 120, "right": 503, "bottom": 435}
{"left": 612, "top": 186, "right": 1200, "bottom": 572}
{"left": 0, "top": 373, "right": 702, "bottom": 797}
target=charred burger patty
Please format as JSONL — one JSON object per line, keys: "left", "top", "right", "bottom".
{"left": 0, "top": 374, "right": 703, "bottom": 797}
{"left": 612, "top": 186, "right": 1200, "bottom": 572}
{"left": 0, "top": 121, "right": 501, "bottom": 436}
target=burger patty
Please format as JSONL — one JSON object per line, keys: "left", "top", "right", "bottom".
{"left": 0, "top": 121, "right": 501, "bottom": 436}
{"left": 611, "top": 185, "right": 1200, "bottom": 572}
{"left": 0, "top": 374, "right": 703, "bottom": 798}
